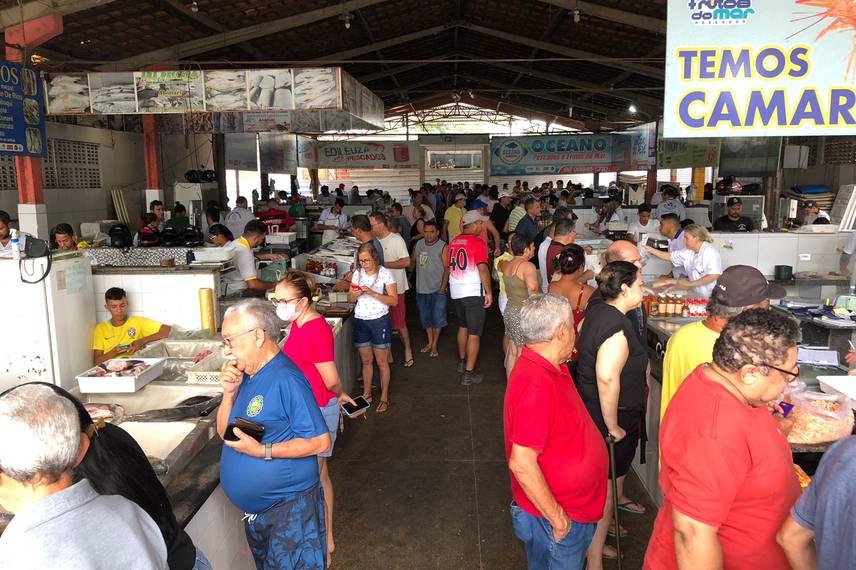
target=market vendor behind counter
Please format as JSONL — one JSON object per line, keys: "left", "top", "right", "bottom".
{"left": 712, "top": 197, "right": 755, "bottom": 233}
{"left": 220, "top": 220, "right": 284, "bottom": 297}
{"left": 92, "top": 287, "right": 171, "bottom": 365}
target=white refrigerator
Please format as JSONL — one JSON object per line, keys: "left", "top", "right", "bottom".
{"left": 0, "top": 252, "right": 96, "bottom": 393}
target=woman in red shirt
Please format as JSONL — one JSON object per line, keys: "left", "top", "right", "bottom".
{"left": 548, "top": 244, "right": 594, "bottom": 379}
{"left": 274, "top": 271, "right": 357, "bottom": 568}
{"left": 644, "top": 309, "right": 802, "bottom": 570}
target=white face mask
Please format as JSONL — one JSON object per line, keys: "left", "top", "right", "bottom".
{"left": 276, "top": 302, "right": 298, "bottom": 322}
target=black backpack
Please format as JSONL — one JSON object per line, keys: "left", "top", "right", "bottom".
{"left": 108, "top": 224, "right": 133, "bottom": 248}
{"left": 183, "top": 225, "right": 204, "bottom": 247}
{"left": 160, "top": 226, "right": 185, "bottom": 247}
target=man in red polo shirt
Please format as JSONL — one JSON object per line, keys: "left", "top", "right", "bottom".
{"left": 256, "top": 198, "right": 296, "bottom": 233}
{"left": 504, "top": 293, "right": 607, "bottom": 570}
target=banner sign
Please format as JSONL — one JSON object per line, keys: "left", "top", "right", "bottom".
{"left": 0, "top": 61, "right": 46, "bottom": 157}
{"left": 43, "top": 67, "right": 385, "bottom": 129}
{"left": 490, "top": 132, "right": 657, "bottom": 175}
{"left": 224, "top": 133, "right": 257, "bottom": 170}
{"left": 314, "top": 140, "right": 418, "bottom": 169}
{"left": 657, "top": 120, "right": 721, "bottom": 168}
{"left": 664, "top": 0, "right": 856, "bottom": 137}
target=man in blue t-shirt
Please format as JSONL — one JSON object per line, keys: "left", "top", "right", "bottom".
{"left": 778, "top": 435, "right": 856, "bottom": 569}
{"left": 217, "top": 299, "right": 331, "bottom": 570}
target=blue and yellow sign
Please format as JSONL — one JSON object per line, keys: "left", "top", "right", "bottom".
{"left": 665, "top": 0, "right": 856, "bottom": 137}
{"left": 0, "top": 60, "right": 46, "bottom": 157}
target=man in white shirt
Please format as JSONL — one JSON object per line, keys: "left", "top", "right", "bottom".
{"left": 404, "top": 191, "right": 435, "bottom": 224}
{"left": 370, "top": 211, "right": 414, "bottom": 367}
{"left": 538, "top": 218, "right": 577, "bottom": 293}
{"left": 803, "top": 200, "right": 831, "bottom": 225}
{"left": 654, "top": 186, "right": 685, "bottom": 220}
{"left": 224, "top": 196, "right": 256, "bottom": 240}
{"left": 317, "top": 199, "right": 348, "bottom": 244}
{"left": 627, "top": 204, "right": 660, "bottom": 243}
{"left": 221, "top": 220, "right": 280, "bottom": 296}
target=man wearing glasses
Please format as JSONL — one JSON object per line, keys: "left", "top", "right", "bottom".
{"left": 217, "top": 299, "right": 331, "bottom": 570}
{"left": 442, "top": 193, "right": 467, "bottom": 242}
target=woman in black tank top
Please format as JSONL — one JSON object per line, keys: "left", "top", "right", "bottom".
{"left": 575, "top": 261, "right": 649, "bottom": 567}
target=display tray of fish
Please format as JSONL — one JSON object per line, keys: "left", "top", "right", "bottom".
{"left": 77, "top": 358, "right": 165, "bottom": 393}
{"left": 293, "top": 68, "right": 338, "bottom": 108}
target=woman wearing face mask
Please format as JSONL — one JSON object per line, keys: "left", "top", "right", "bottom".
{"left": 274, "top": 271, "right": 356, "bottom": 568}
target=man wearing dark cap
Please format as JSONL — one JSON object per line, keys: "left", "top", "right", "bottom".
{"left": 713, "top": 197, "right": 755, "bottom": 232}
{"left": 803, "top": 200, "right": 831, "bottom": 225}
{"left": 660, "top": 265, "right": 786, "bottom": 419}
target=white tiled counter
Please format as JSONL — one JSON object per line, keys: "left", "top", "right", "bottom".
{"left": 640, "top": 231, "right": 853, "bottom": 281}
{"left": 91, "top": 267, "right": 222, "bottom": 330}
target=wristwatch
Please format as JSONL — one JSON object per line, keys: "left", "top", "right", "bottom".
{"left": 264, "top": 443, "right": 273, "bottom": 461}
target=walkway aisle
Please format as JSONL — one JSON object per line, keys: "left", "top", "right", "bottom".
{"left": 330, "top": 300, "right": 656, "bottom": 569}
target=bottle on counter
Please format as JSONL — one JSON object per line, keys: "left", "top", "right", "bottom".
{"left": 10, "top": 228, "right": 19, "bottom": 260}
{"left": 676, "top": 294, "right": 684, "bottom": 317}
{"left": 657, "top": 295, "right": 667, "bottom": 317}
{"left": 682, "top": 303, "right": 690, "bottom": 318}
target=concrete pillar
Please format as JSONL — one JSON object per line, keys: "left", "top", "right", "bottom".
{"left": 5, "top": 15, "right": 62, "bottom": 238}
{"left": 646, "top": 167, "right": 658, "bottom": 203}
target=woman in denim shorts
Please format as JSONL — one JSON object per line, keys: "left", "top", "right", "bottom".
{"left": 348, "top": 242, "right": 399, "bottom": 414}
{"left": 276, "top": 271, "right": 359, "bottom": 567}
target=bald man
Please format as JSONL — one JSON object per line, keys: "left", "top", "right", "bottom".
{"left": 604, "top": 239, "right": 642, "bottom": 269}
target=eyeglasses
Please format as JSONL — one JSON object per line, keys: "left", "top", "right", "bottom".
{"left": 762, "top": 362, "right": 800, "bottom": 381}
{"left": 222, "top": 328, "right": 256, "bottom": 348}
{"left": 270, "top": 297, "right": 300, "bottom": 306}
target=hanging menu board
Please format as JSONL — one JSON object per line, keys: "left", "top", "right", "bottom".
{"left": 42, "top": 66, "right": 385, "bottom": 130}
{"left": 0, "top": 61, "right": 46, "bottom": 157}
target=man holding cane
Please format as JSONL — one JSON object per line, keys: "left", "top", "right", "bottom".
{"left": 216, "top": 299, "right": 331, "bottom": 569}
{"left": 504, "top": 294, "right": 608, "bottom": 569}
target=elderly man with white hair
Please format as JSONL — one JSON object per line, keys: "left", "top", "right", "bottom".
{"left": 504, "top": 294, "right": 608, "bottom": 570}
{"left": 0, "top": 384, "right": 167, "bottom": 569}
{"left": 216, "top": 299, "right": 331, "bottom": 570}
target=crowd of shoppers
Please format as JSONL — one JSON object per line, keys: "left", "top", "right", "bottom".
{"left": 3, "top": 178, "right": 827, "bottom": 570}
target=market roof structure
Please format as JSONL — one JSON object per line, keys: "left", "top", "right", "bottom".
{"left": 3, "top": 0, "right": 667, "bottom": 131}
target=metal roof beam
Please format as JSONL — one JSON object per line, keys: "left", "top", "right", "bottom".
{"left": 455, "top": 73, "right": 618, "bottom": 119}
{"left": 96, "top": 0, "right": 392, "bottom": 70}
{"left": 538, "top": 1, "right": 666, "bottom": 34}
{"left": 162, "top": 0, "right": 267, "bottom": 60}
{"left": 357, "top": 53, "right": 462, "bottom": 83}
{"left": 477, "top": 58, "right": 661, "bottom": 111}
{"left": 310, "top": 22, "right": 458, "bottom": 62}
{"left": 0, "top": 0, "right": 116, "bottom": 30}
{"left": 464, "top": 22, "right": 664, "bottom": 80}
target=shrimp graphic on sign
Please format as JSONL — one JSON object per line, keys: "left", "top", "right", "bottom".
{"left": 794, "top": 0, "right": 856, "bottom": 79}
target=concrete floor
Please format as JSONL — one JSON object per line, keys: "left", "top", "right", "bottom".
{"left": 330, "top": 298, "right": 657, "bottom": 569}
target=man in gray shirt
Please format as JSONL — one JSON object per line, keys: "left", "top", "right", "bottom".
{"left": 410, "top": 220, "right": 449, "bottom": 357}
{"left": 778, "top": 435, "right": 856, "bottom": 569}
{"left": 0, "top": 384, "right": 167, "bottom": 570}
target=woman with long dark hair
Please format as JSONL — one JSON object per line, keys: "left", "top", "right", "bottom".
{"left": 0, "top": 382, "right": 211, "bottom": 570}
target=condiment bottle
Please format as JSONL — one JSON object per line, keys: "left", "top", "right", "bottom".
{"left": 658, "top": 295, "right": 667, "bottom": 316}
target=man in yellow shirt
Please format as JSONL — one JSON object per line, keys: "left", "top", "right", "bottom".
{"left": 660, "top": 265, "right": 785, "bottom": 419}
{"left": 442, "top": 193, "right": 466, "bottom": 242}
{"left": 92, "top": 287, "right": 171, "bottom": 365}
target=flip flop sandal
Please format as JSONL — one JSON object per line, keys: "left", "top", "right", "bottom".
{"left": 607, "top": 522, "right": 628, "bottom": 538}
{"left": 376, "top": 400, "right": 390, "bottom": 413}
{"left": 429, "top": 351, "right": 439, "bottom": 358}
{"left": 403, "top": 358, "right": 414, "bottom": 368}
{"left": 617, "top": 499, "right": 647, "bottom": 515}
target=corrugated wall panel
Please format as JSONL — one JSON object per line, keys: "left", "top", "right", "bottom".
{"left": 328, "top": 169, "right": 421, "bottom": 204}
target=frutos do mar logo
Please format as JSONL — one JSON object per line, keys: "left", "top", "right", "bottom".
{"left": 687, "top": 0, "right": 756, "bottom": 25}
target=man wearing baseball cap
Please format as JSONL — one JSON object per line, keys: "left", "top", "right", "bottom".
{"left": 490, "top": 190, "right": 514, "bottom": 243}
{"left": 803, "top": 200, "right": 831, "bottom": 225}
{"left": 713, "top": 197, "right": 755, "bottom": 232}
{"left": 447, "top": 210, "right": 494, "bottom": 385}
{"left": 443, "top": 193, "right": 467, "bottom": 242}
{"left": 660, "top": 265, "right": 786, "bottom": 419}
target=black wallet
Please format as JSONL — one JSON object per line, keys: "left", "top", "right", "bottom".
{"left": 225, "top": 417, "right": 265, "bottom": 442}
